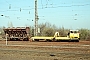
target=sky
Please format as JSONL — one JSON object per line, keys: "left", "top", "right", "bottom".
{"left": 0, "top": 0, "right": 90, "bottom": 29}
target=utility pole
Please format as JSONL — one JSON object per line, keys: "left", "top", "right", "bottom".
{"left": 35, "top": 0, "right": 39, "bottom": 36}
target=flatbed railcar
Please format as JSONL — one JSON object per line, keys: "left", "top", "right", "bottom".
{"left": 31, "top": 30, "right": 80, "bottom": 42}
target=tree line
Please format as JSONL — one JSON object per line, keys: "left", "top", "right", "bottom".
{"left": 0, "top": 22, "right": 90, "bottom": 40}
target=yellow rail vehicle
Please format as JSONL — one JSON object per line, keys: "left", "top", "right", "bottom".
{"left": 69, "top": 30, "right": 80, "bottom": 40}
{"left": 31, "top": 30, "right": 80, "bottom": 42}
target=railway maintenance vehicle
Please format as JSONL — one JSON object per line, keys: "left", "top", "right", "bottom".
{"left": 31, "top": 30, "right": 80, "bottom": 42}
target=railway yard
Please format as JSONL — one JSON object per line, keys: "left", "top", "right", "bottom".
{"left": 0, "top": 40, "right": 90, "bottom": 60}
{"left": 0, "top": 0, "right": 90, "bottom": 60}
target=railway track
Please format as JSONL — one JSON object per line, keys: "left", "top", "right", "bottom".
{"left": 0, "top": 40, "right": 90, "bottom": 60}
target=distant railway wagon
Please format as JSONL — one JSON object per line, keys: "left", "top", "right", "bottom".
{"left": 3, "top": 27, "right": 30, "bottom": 41}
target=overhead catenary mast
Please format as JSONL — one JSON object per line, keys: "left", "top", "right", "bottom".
{"left": 35, "top": 0, "right": 39, "bottom": 36}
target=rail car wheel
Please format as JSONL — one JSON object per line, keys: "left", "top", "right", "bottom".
{"left": 23, "top": 38, "right": 29, "bottom": 41}
{"left": 46, "top": 39, "right": 52, "bottom": 42}
{"left": 10, "top": 38, "right": 18, "bottom": 41}
{"left": 76, "top": 40, "right": 79, "bottom": 42}
{"left": 34, "top": 39, "right": 39, "bottom": 42}
{"left": 70, "top": 40, "right": 79, "bottom": 42}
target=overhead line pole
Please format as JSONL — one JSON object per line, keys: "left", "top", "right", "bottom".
{"left": 35, "top": 0, "right": 38, "bottom": 36}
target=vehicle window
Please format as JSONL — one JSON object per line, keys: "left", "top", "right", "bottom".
{"left": 74, "top": 31, "right": 78, "bottom": 33}
{"left": 70, "top": 31, "right": 73, "bottom": 33}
